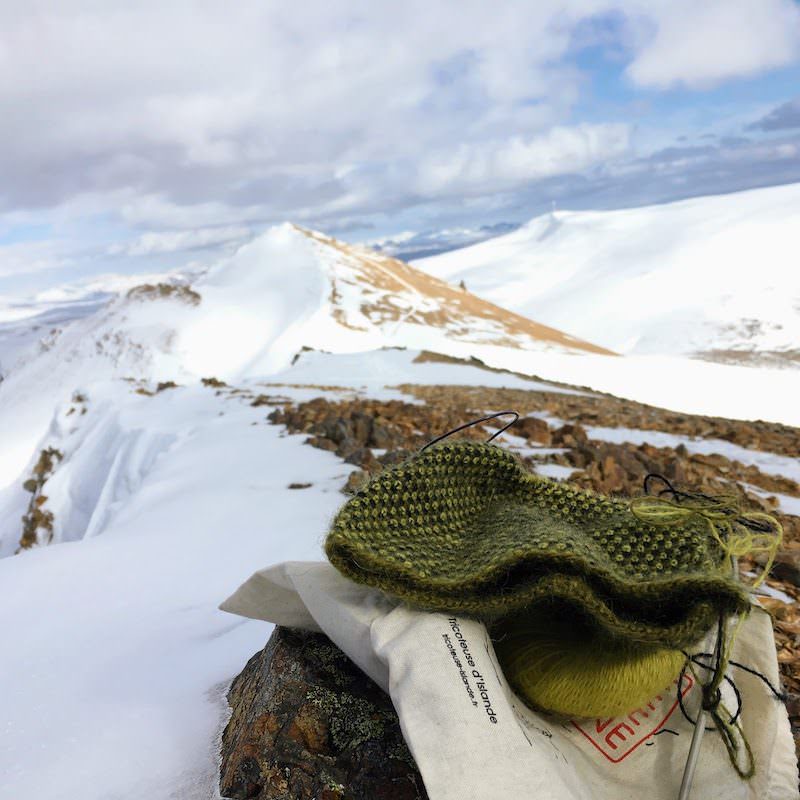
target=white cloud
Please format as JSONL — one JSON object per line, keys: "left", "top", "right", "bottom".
{"left": 0, "top": 240, "right": 76, "bottom": 279}
{"left": 625, "top": 0, "right": 800, "bottom": 89}
{"left": 413, "top": 124, "right": 631, "bottom": 196}
{"left": 107, "top": 225, "right": 252, "bottom": 257}
{"left": 0, "top": 0, "right": 799, "bottom": 290}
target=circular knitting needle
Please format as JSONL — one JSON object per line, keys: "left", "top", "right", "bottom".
{"left": 677, "top": 556, "right": 736, "bottom": 800}
{"left": 420, "top": 410, "right": 519, "bottom": 451}
{"left": 677, "top": 710, "right": 707, "bottom": 800}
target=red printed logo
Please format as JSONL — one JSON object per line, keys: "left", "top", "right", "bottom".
{"left": 572, "top": 675, "right": 694, "bottom": 763}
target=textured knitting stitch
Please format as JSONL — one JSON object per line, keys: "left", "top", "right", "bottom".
{"left": 325, "top": 440, "right": 751, "bottom": 649}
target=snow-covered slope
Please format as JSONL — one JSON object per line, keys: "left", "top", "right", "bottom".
{"left": 0, "top": 380, "right": 353, "bottom": 798}
{"left": 0, "top": 349, "right": 603, "bottom": 797}
{"left": 0, "top": 345, "right": 798, "bottom": 799}
{"left": 0, "top": 224, "right": 607, "bottom": 488}
{"left": 415, "top": 182, "right": 800, "bottom": 363}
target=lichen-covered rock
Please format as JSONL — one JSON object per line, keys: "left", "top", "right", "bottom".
{"left": 219, "top": 626, "right": 428, "bottom": 800}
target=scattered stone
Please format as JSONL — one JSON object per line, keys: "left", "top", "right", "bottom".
{"left": 307, "top": 436, "right": 338, "bottom": 452}
{"left": 343, "top": 470, "right": 370, "bottom": 495}
{"left": 515, "top": 416, "right": 551, "bottom": 445}
{"left": 251, "top": 395, "right": 277, "bottom": 407}
{"left": 770, "top": 547, "right": 800, "bottom": 587}
{"left": 288, "top": 483, "right": 312, "bottom": 490}
{"left": 552, "top": 423, "right": 588, "bottom": 447}
{"left": 400, "top": 383, "right": 800, "bottom": 458}
{"left": 344, "top": 448, "right": 380, "bottom": 471}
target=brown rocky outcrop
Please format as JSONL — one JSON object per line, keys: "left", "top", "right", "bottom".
{"left": 220, "top": 626, "right": 427, "bottom": 800}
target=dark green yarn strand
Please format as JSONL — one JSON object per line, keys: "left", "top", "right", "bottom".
{"left": 325, "top": 440, "right": 751, "bottom": 650}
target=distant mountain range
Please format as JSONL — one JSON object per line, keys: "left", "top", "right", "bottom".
{"left": 366, "top": 221, "right": 519, "bottom": 261}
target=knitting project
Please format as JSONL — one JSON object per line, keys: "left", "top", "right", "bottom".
{"left": 325, "top": 440, "right": 752, "bottom": 649}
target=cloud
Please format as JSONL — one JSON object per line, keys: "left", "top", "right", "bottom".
{"left": 0, "top": 240, "right": 76, "bottom": 280}
{"left": 748, "top": 97, "right": 800, "bottom": 132}
{"left": 411, "top": 124, "right": 631, "bottom": 196}
{"left": 2, "top": 2, "right": 796, "bottom": 220}
{"left": 624, "top": 0, "right": 800, "bottom": 89}
{"left": 107, "top": 225, "right": 251, "bottom": 257}
{"left": 490, "top": 131, "right": 800, "bottom": 223}
{"left": 0, "top": 1, "right": 799, "bottom": 290}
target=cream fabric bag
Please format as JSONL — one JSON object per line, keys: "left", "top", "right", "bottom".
{"left": 221, "top": 561, "right": 799, "bottom": 800}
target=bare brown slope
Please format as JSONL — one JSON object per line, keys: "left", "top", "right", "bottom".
{"left": 294, "top": 225, "right": 615, "bottom": 356}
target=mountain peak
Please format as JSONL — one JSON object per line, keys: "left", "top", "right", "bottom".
{"left": 286, "top": 224, "right": 612, "bottom": 356}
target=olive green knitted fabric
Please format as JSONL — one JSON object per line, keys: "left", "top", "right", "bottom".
{"left": 325, "top": 440, "right": 751, "bottom": 649}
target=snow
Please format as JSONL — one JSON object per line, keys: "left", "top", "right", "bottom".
{"left": 0, "top": 382, "right": 354, "bottom": 799}
{"left": 415, "top": 182, "right": 800, "bottom": 359}
{"left": 462, "top": 349, "right": 800, "bottom": 429}
{"left": 2, "top": 218, "right": 799, "bottom": 496}
{"left": 747, "top": 575, "right": 795, "bottom": 605}
{"left": 0, "top": 343, "right": 602, "bottom": 798}
{"left": 0, "top": 271, "right": 193, "bottom": 378}
{"left": 740, "top": 483, "right": 800, "bottom": 518}
{"left": 269, "top": 345, "right": 800, "bottom": 434}
{"left": 268, "top": 347, "right": 590, "bottom": 399}
{"left": 0, "top": 208, "right": 798, "bottom": 800}
{"left": 0, "top": 224, "right": 593, "bottom": 490}
{"left": 532, "top": 463, "right": 577, "bottom": 480}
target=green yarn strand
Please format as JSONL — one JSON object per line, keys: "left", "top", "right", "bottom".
{"left": 629, "top": 495, "right": 782, "bottom": 587}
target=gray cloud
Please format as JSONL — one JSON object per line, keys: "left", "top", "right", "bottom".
{"left": 748, "top": 97, "right": 800, "bottom": 131}
{"left": 476, "top": 132, "right": 800, "bottom": 224}
{"left": 0, "top": 2, "right": 798, "bottom": 224}
{"left": 0, "top": 0, "right": 799, "bottom": 293}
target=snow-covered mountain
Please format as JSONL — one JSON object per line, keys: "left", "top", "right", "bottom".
{"left": 1, "top": 344, "right": 797, "bottom": 800}
{"left": 415, "top": 182, "right": 800, "bottom": 365}
{"left": 0, "top": 223, "right": 607, "bottom": 488}
{"left": 1, "top": 217, "right": 799, "bottom": 799}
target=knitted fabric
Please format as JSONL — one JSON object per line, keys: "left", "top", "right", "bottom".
{"left": 325, "top": 440, "right": 751, "bottom": 649}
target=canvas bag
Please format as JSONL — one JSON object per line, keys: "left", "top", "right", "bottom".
{"left": 221, "top": 561, "right": 799, "bottom": 800}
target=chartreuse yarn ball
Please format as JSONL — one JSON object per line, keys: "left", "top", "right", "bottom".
{"left": 492, "top": 603, "right": 686, "bottom": 719}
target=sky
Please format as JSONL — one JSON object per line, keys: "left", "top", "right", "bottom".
{"left": 2, "top": 0, "right": 800, "bottom": 295}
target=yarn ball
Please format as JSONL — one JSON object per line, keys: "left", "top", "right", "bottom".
{"left": 492, "top": 603, "right": 686, "bottom": 719}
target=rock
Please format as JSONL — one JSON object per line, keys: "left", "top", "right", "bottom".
{"left": 552, "top": 423, "right": 588, "bottom": 448}
{"left": 351, "top": 411, "right": 373, "bottom": 445}
{"left": 601, "top": 455, "right": 627, "bottom": 493}
{"left": 267, "top": 408, "right": 285, "bottom": 424}
{"left": 220, "top": 626, "right": 427, "bottom": 800}
{"left": 378, "top": 449, "right": 412, "bottom": 466}
{"left": 771, "top": 548, "right": 800, "bottom": 587}
{"left": 344, "top": 447, "right": 380, "bottom": 471}
{"left": 335, "top": 436, "right": 361, "bottom": 459}
{"left": 307, "top": 436, "right": 338, "bottom": 452}
{"left": 343, "top": 469, "right": 370, "bottom": 495}
{"left": 369, "top": 421, "right": 396, "bottom": 450}
{"left": 315, "top": 417, "right": 352, "bottom": 445}
{"left": 515, "top": 416, "right": 551, "bottom": 445}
